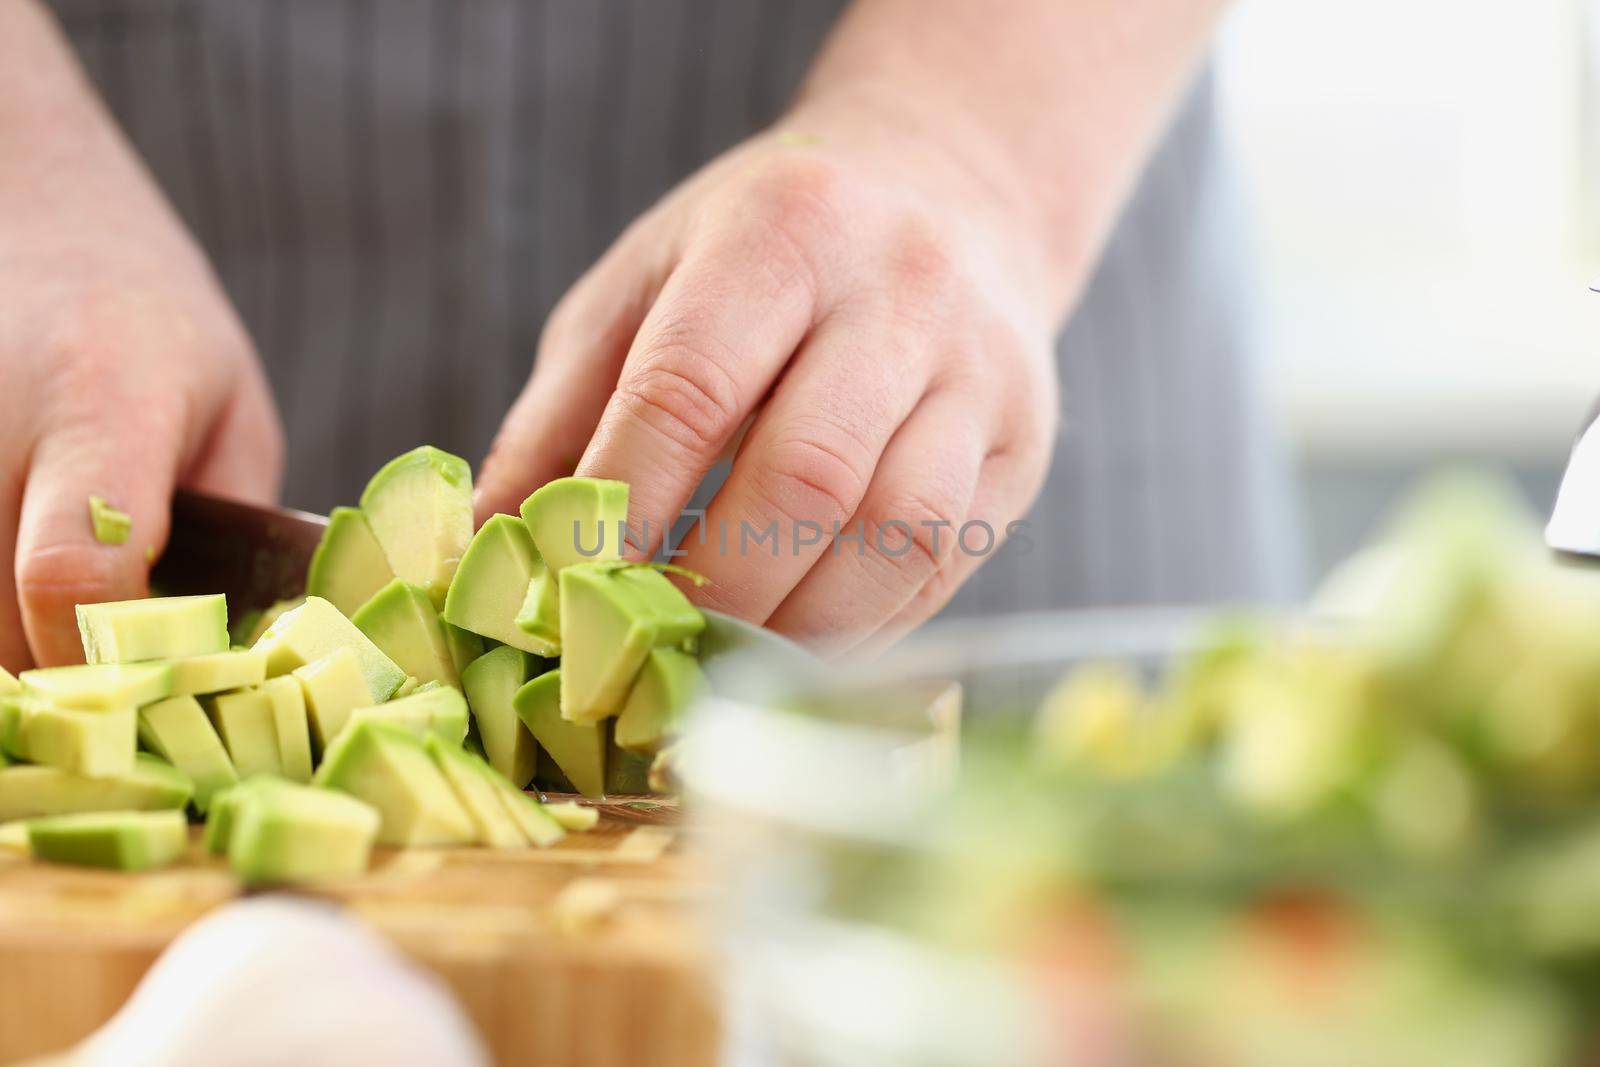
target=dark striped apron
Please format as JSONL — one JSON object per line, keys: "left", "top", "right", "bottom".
{"left": 47, "top": 0, "right": 1300, "bottom": 615}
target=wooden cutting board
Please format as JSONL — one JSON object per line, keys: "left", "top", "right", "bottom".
{"left": 0, "top": 803, "right": 716, "bottom": 1067}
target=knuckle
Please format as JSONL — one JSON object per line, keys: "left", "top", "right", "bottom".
{"left": 872, "top": 484, "right": 967, "bottom": 575}
{"left": 754, "top": 434, "right": 871, "bottom": 529}
{"left": 886, "top": 215, "right": 957, "bottom": 292}
{"left": 616, "top": 350, "right": 742, "bottom": 455}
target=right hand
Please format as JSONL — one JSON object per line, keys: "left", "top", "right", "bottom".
{"left": 0, "top": 1, "right": 282, "bottom": 669}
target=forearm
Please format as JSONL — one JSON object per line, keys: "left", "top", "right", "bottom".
{"left": 797, "top": 0, "right": 1228, "bottom": 322}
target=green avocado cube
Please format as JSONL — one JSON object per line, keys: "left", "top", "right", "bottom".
{"left": 167, "top": 647, "right": 268, "bottom": 697}
{"left": 21, "top": 662, "right": 172, "bottom": 711}
{"left": 206, "top": 688, "right": 284, "bottom": 779}
{"left": 359, "top": 446, "right": 473, "bottom": 609}
{"left": 88, "top": 495, "right": 133, "bottom": 545}
{"left": 352, "top": 579, "right": 459, "bottom": 688}
{"left": 558, "top": 564, "right": 658, "bottom": 723}
{"left": 614, "top": 567, "right": 705, "bottom": 648}
{"left": 138, "top": 696, "right": 238, "bottom": 812}
{"left": 226, "top": 781, "right": 381, "bottom": 885}
{"left": 27, "top": 810, "right": 187, "bottom": 871}
{"left": 203, "top": 778, "right": 293, "bottom": 855}
{"left": 426, "top": 735, "right": 526, "bottom": 848}
{"left": 542, "top": 801, "right": 598, "bottom": 832}
{"left": 443, "top": 514, "right": 559, "bottom": 656}
{"left": 26, "top": 704, "right": 137, "bottom": 779}
{"left": 77, "top": 594, "right": 229, "bottom": 664}
{"left": 292, "top": 648, "right": 374, "bottom": 754}
{"left": 314, "top": 720, "right": 476, "bottom": 847}
{"left": 615, "top": 647, "right": 705, "bottom": 756}
{"left": 262, "top": 676, "right": 313, "bottom": 784}
{"left": 254, "top": 596, "right": 405, "bottom": 704}
{"left": 0, "top": 754, "right": 193, "bottom": 822}
{"left": 519, "top": 477, "right": 629, "bottom": 574}
{"left": 513, "top": 566, "right": 561, "bottom": 652}
{"left": 461, "top": 646, "right": 537, "bottom": 788}
{"left": 443, "top": 623, "right": 485, "bottom": 676}
{"left": 307, "top": 507, "right": 396, "bottom": 618}
{"left": 514, "top": 670, "right": 605, "bottom": 798}
{"left": 345, "top": 683, "right": 470, "bottom": 746}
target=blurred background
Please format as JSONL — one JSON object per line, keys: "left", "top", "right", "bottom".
{"left": 1216, "top": 0, "right": 1600, "bottom": 582}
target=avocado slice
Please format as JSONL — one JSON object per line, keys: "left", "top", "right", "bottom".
{"left": 514, "top": 670, "right": 605, "bottom": 798}
{"left": 426, "top": 735, "right": 526, "bottom": 848}
{"left": 519, "top": 477, "right": 629, "bottom": 574}
{"left": 0, "top": 697, "right": 25, "bottom": 761}
{"left": 542, "top": 801, "right": 598, "bottom": 832}
{"left": 513, "top": 565, "right": 561, "bottom": 652}
{"left": 167, "top": 647, "right": 268, "bottom": 698}
{"left": 88, "top": 495, "right": 132, "bottom": 545}
{"left": 460, "top": 646, "right": 537, "bottom": 788}
{"left": 344, "top": 684, "right": 470, "bottom": 746}
{"left": 138, "top": 695, "right": 239, "bottom": 812}
{"left": 615, "top": 647, "right": 705, "bottom": 756}
{"left": 442, "top": 514, "right": 560, "bottom": 656}
{"left": 203, "top": 777, "right": 294, "bottom": 855}
{"left": 307, "top": 506, "right": 396, "bottom": 618}
{"left": 558, "top": 563, "right": 658, "bottom": 723}
{"left": 27, "top": 810, "right": 187, "bottom": 871}
{"left": 262, "top": 676, "right": 313, "bottom": 784}
{"left": 614, "top": 567, "right": 706, "bottom": 648}
{"left": 255, "top": 596, "right": 404, "bottom": 704}
{"left": 292, "top": 647, "right": 374, "bottom": 754}
{"left": 225, "top": 781, "right": 380, "bottom": 885}
{"left": 26, "top": 703, "right": 137, "bottom": 779}
{"left": 352, "top": 579, "right": 458, "bottom": 688}
{"left": 313, "top": 720, "right": 476, "bottom": 847}
{"left": 0, "top": 754, "right": 193, "bottom": 822}
{"left": 21, "top": 662, "right": 172, "bottom": 711}
{"left": 77, "top": 594, "right": 229, "bottom": 664}
{"left": 444, "top": 623, "right": 485, "bottom": 676}
{"left": 482, "top": 764, "right": 565, "bottom": 847}
{"left": 359, "top": 446, "right": 473, "bottom": 609}
{"left": 205, "top": 688, "right": 284, "bottom": 779}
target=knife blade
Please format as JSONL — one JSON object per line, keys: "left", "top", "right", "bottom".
{"left": 150, "top": 490, "right": 328, "bottom": 618}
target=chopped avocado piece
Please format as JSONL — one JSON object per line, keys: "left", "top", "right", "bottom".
{"left": 27, "top": 704, "right": 136, "bottom": 779}
{"left": 514, "top": 671, "right": 605, "bottom": 798}
{"left": 203, "top": 778, "right": 293, "bottom": 855}
{"left": 240, "top": 597, "right": 302, "bottom": 647}
{"left": 352, "top": 579, "right": 459, "bottom": 687}
{"left": 488, "top": 771, "right": 565, "bottom": 847}
{"left": 255, "top": 596, "right": 405, "bottom": 704}
{"left": 443, "top": 623, "right": 485, "bottom": 676}
{"left": 167, "top": 647, "right": 267, "bottom": 697}
{"left": 0, "top": 754, "right": 192, "bottom": 822}
{"left": 88, "top": 496, "right": 132, "bottom": 545}
{"left": 226, "top": 781, "right": 380, "bottom": 885}
{"left": 307, "top": 507, "right": 395, "bottom": 618}
{"left": 514, "top": 565, "right": 561, "bottom": 651}
{"left": 615, "top": 647, "right": 705, "bottom": 755}
{"left": 442, "top": 514, "right": 559, "bottom": 656}
{"left": 313, "top": 720, "right": 476, "bottom": 847}
{"left": 28, "top": 810, "right": 186, "bottom": 871}
{"left": 0, "top": 821, "right": 27, "bottom": 851}
{"left": 461, "top": 646, "right": 537, "bottom": 788}
{"left": 206, "top": 688, "right": 284, "bottom": 779}
{"left": 262, "top": 677, "right": 313, "bottom": 783}
{"left": 359, "top": 446, "right": 473, "bottom": 609}
{"left": 394, "top": 676, "right": 421, "bottom": 698}
{"left": 77, "top": 594, "right": 229, "bottom": 664}
{"left": 520, "top": 477, "right": 629, "bottom": 574}
{"left": 345, "top": 684, "right": 470, "bottom": 746}
{"left": 543, "top": 801, "right": 598, "bottom": 832}
{"left": 558, "top": 564, "right": 657, "bottom": 723}
{"left": 0, "top": 696, "right": 27, "bottom": 760}
{"left": 292, "top": 648, "right": 374, "bottom": 754}
{"left": 21, "top": 662, "right": 171, "bottom": 711}
{"left": 426, "top": 735, "right": 526, "bottom": 848}
{"left": 614, "top": 566, "right": 706, "bottom": 647}
{"left": 138, "top": 696, "right": 238, "bottom": 812}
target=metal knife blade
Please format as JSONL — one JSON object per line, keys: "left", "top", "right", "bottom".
{"left": 150, "top": 490, "right": 327, "bottom": 617}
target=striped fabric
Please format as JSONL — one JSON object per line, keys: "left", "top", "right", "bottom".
{"left": 47, "top": 0, "right": 1298, "bottom": 615}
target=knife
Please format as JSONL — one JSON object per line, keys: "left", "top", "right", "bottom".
{"left": 150, "top": 490, "right": 328, "bottom": 618}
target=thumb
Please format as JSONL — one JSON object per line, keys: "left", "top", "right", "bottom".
{"left": 15, "top": 393, "right": 186, "bottom": 666}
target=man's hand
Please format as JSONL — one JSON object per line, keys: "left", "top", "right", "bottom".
{"left": 477, "top": 0, "right": 1223, "bottom": 652}
{"left": 0, "top": 2, "right": 282, "bottom": 668}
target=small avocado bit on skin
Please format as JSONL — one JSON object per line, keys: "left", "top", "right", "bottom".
{"left": 88, "top": 495, "right": 132, "bottom": 545}
{"left": 210, "top": 778, "right": 381, "bottom": 886}
{"left": 27, "top": 810, "right": 187, "bottom": 871}
{"left": 359, "top": 446, "right": 473, "bottom": 610}
{"left": 443, "top": 514, "right": 560, "bottom": 656}
{"left": 307, "top": 507, "right": 396, "bottom": 618}
{"left": 352, "top": 578, "right": 459, "bottom": 688}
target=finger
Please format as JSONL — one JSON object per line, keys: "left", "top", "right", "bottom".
{"left": 669, "top": 307, "right": 932, "bottom": 622}
{"left": 475, "top": 222, "right": 676, "bottom": 524}
{"left": 576, "top": 187, "right": 832, "bottom": 558}
{"left": 181, "top": 360, "right": 284, "bottom": 506}
{"left": 0, "top": 466, "right": 30, "bottom": 673}
{"left": 15, "top": 385, "right": 188, "bottom": 665}
{"left": 763, "top": 387, "right": 986, "bottom": 648}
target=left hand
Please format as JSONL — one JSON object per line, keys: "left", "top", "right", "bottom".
{"left": 476, "top": 93, "right": 1061, "bottom": 654}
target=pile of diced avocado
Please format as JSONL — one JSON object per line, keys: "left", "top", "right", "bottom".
{"left": 0, "top": 446, "right": 701, "bottom": 883}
